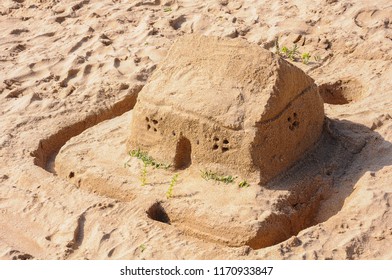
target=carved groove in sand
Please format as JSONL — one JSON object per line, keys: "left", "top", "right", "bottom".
{"left": 31, "top": 86, "right": 142, "bottom": 202}
{"left": 32, "top": 86, "right": 141, "bottom": 172}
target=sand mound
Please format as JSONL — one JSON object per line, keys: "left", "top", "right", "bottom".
{"left": 129, "top": 35, "right": 324, "bottom": 184}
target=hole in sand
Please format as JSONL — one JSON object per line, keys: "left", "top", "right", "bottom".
{"left": 146, "top": 202, "right": 171, "bottom": 224}
{"left": 319, "top": 78, "right": 364, "bottom": 105}
{"left": 68, "top": 171, "right": 75, "bottom": 178}
{"left": 55, "top": 16, "right": 66, "bottom": 24}
{"left": 169, "top": 15, "right": 186, "bottom": 30}
{"left": 212, "top": 144, "right": 219, "bottom": 150}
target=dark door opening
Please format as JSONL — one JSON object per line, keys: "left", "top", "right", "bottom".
{"left": 174, "top": 136, "right": 192, "bottom": 169}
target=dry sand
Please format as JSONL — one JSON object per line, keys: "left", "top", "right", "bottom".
{"left": 0, "top": 0, "right": 391, "bottom": 260}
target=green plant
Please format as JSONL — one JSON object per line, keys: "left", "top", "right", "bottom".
{"left": 166, "top": 174, "right": 179, "bottom": 199}
{"left": 301, "top": 52, "right": 311, "bottom": 64}
{"left": 140, "top": 244, "right": 146, "bottom": 252}
{"left": 276, "top": 39, "right": 317, "bottom": 65}
{"left": 281, "top": 45, "right": 289, "bottom": 56}
{"left": 129, "top": 149, "right": 171, "bottom": 169}
{"left": 279, "top": 43, "right": 314, "bottom": 64}
{"left": 163, "top": 7, "right": 172, "bottom": 12}
{"left": 238, "top": 180, "right": 250, "bottom": 188}
{"left": 140, "top": 161, "right": 148, "bottom": 186}
{"left": 288, "top": 44, "right": 299, "bottom": 61}
{"left": 201, "top": 170, "right": 236, "bottom": 184}
{"left": 281, "top": 45, "right": 300, "bottom": 61}
{"left": 124, "top": 159, "right": 131, "bottom": 168}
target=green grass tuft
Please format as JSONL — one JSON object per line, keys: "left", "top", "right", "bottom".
{"left": 166, "top": 174, "right": 179, "bottom": 199}
{"left": 201, "top": 170, "right": 236, "bottom": 184}
{"left": 140, "top": 161, "right": 148, "bottom": 186}
{"left": 301, "top": 52, "right": 311, "bottom": 64}
{"left": 275, "top": 39, "right": 317, "bottom": 65}
{"left": 238, "top": 180, "right": 250, "bottom": 188}
{"left": 129, "top": 149, "right": 171, "bottom": 170}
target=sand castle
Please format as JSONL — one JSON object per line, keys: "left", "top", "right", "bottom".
{"left": 128, "top": 35, "right": 325, "bottom": 183}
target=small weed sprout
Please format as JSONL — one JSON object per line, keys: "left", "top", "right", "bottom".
{"left": 281, "top": 46, "right": 289, "bottom": 56}
{"left": 222, "top": 175, "right": 235, "bottom": 184}
{"left": 140, "top": 161, "right": 148, "bottom": 186}
{"left": 166, "top": 174, "right": 179, "bottom": 199}
{"left": 201, "top": 170, "right": 236, "bottom": 184}
{"left": 129, "top": 149, "right": 171, "bottom": 187}
{"left": 277, "top": 42, "right": 315, "bottom": 65}
{"left": 288, "top": 44, "right": 299, "bottom": 61}
{"left": 140, "top": 244, "right": 146, "bottom": 252}
{"left": 163, "top": 7, "right": 172, "bottom": 12}
{"left": 238, "top": 180, "right": 250, "bottom": 188}
{"left": 123, "top": 158, "right": 131, "bottom": 168}
{"left": 301, "top": 52, "right": 311, "bottom": 64}
{"left": 129, "top": 149, "right": 171, "bottom": 169}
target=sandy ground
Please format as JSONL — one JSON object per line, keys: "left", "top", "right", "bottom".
{"left": 0, "top": 0, "right": 391, "bottom": 259}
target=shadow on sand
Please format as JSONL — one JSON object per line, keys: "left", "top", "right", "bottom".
{"left": 264, "top": 117, "right": 392, "bottom": 237}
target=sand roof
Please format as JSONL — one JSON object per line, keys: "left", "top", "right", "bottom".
{"left": 138, "top": 35, "right": 315, "bottom": 130}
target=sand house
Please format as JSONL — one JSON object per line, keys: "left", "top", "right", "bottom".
{"left": 128, "top": 35, "right": 325, "bottom": 184}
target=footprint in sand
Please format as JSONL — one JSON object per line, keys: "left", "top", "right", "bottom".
{"left": 59, "top": 69, "right": 80, "bottom": 88}
{"left": 9, "top": 44, "right": 26, "bottom": 57}
{"left": 10, "top": 28, "right": 29, "bottom": 35}
{"left": 354, "top": 8, "right": 392, "bottom": 29}
{"left": 68, "top": 35, "right": 93, "bottom": 54}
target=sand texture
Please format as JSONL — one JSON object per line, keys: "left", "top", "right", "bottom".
{"left": 0, "top": 0, "right": 391, "bottom": 260}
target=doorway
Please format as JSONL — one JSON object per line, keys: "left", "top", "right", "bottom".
{"left": 174, "top": 136, "right": 192, "bottom": 169}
